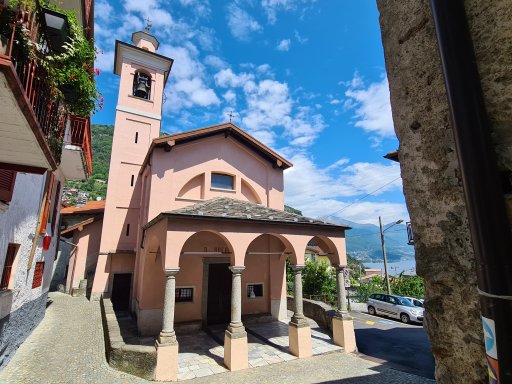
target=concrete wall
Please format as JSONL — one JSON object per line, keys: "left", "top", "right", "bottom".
{"left": 0, "top": 170, "right": 63, "bottom": 368}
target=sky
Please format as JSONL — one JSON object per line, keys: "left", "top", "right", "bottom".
{"left": 92, "top": 0, "right": 408, "bottom": 226}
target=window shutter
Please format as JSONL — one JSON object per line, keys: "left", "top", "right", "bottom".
{"left": 0, "top": 170, "right": 17, "bottom": 202}
{"left": 32, "top": 261, "right": 45, "bottom": 289}
{"left": 40, "top": 174, "right": 55, "bottom": 234}
{"left": 50, "top": 182, "right": 61, "bottom": 234}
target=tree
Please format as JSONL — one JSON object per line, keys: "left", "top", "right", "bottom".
{"left": 302, "top": 260, "right": 336, "bottom": 304}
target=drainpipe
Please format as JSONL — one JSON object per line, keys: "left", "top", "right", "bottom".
{"left": 430, "top": 0, "right": 512, "bottom": 381}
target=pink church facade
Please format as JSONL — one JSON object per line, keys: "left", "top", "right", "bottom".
{"left": 89, "top": 29, "right": 355, "bottom": 381}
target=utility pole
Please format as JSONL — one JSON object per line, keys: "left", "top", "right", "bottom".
{"left": 379, "top": 217, "right": 404, "bottom": 295}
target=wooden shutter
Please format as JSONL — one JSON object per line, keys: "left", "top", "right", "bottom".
{"left": 0, "top": 170, "right": 17, "bottom": 202}
{"left": 39, "top": 174, "right": 55, "bottom": 234}
{"left": 32, "top": 261, "right": 45, "bottom": 289}
{"left": 1, "top": 244, "right": 17, "bottom": 290}
{"left": 50, "top": 181, "right": 61, "bottom": 234}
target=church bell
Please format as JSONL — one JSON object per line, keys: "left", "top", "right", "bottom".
{"left": 134, "top": 72, "right": 150, "bottom": 99}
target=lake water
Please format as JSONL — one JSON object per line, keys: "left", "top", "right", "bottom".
{"left": 364, "top": 259, "right": 417, "bottom": 276}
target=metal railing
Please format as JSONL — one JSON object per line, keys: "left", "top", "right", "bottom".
{"left": 67, "top": 115, "right": 93, "bottom": 176}
{"left": 1, "top": 0, "right": 67, "bottom": 165}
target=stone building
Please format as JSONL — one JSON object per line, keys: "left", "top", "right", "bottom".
{"left": 377, "top": 1, "right": 512, "bottom": 382}
{"left": 0, "top": 0, "right": 94, "bottom": 368}
{"left": 84, "top": 29, "right": 356, "bottom": 380}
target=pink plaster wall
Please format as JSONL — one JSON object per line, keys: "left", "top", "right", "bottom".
{"left": 145, "top": 135, "right": 285, "bottom": 223}
{"left": 68, "top": 219, "right": 103, "bottom": 289}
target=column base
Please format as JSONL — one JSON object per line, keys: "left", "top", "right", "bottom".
{"left": 332, "top": 315, "right": 357, "bottom": 353}
{"left": 155, "top": 340, "right": 179, "bottom": 381}
{"left": 288, "top": 322, "right": 312, "bottom": 358}
{"left": 224, "top": 329, "right": 248, "bottom": 371}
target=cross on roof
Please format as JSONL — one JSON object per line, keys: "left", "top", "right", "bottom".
{"left": 227, "top": 111, "right": 236, "bottom": 123}
{"left": 144, "top": 17, "right": 152, "bottom": 33}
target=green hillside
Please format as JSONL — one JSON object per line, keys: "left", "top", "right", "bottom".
{"left": 64, "top": 124, "right": 114, "bottom": 202}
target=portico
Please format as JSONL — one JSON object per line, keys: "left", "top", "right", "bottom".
{"left": 136, "top": 197, "right": 353, "bottom": 381}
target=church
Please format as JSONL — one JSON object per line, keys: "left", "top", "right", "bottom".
{"left": 81, "top": 28, "right": 354, "bottom": 381}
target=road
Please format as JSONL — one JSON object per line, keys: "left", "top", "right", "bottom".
{"left": 351, "top": 310, "right": 435, "bottom": 380}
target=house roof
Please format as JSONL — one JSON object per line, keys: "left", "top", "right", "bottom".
{"left": 140, "top": 122, "right": 293, "bottom": 174}
{"left": 61, "top": 200, "right": 106, "bottom": 215}
{"left": 60, "top": 218, "right": 97, "bottom": 235}
{"left": 384, "top": 149, "right": 399, "bottom": 162}
{"left": 144, "top": 197, "right": 351, "bottom": 231}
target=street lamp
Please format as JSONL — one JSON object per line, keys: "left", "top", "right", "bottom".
{"left": 379, "top": 217, "right": 404, "bottom": 294}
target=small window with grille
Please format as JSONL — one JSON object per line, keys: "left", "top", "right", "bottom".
{"left": 175, "top": 287, "right": 194, "bottom": 302}
{"left": 247, "top": 283, "right": 263, "bottom": 298}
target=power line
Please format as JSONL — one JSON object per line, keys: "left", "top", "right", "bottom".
{"left": 320, "top": 176, "right": 402, "bottom": 221}
{"left": 345, "top": 228, "right": 406, "bottom": 238}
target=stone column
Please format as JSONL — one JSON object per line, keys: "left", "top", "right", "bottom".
{"left": 155, "top": 268, "right": 179, "bottom": 381}
{"left": 224, "top": 266, "right": 248, "bottom": 371}
{"left": 336, "top": 265, "right": 348, "bottom": 316}
{"left": 288, "top": 264, "right": 311, "bottom": 358}
{"left": 332, "top": 265, "right": 356, "bottom": 352}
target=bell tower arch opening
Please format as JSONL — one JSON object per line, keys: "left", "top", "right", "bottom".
{"left": 133, "top": 71, "right": 152, "bottom": 100}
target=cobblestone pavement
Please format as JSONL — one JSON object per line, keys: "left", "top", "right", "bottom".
{"left": 0, "top": 293, "right": 435, "bottom": 384}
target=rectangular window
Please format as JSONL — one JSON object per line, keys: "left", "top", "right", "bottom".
{"left": 211, "top": 173, "right": 234, "bottom": 190}
{"left": 32, "top": 261, "right": 45, "bottom": 289}
{"left": 131, "top": 175, "right": 134, "bottom": 186}
{"left": 135, "top": 132, "right": 138, "bottom": 143}
{"left": 126, "top": 224, "right": 130, "bottom": 237}
{"left": 1, "top": 244, "right": 17, "bottom": 290}
{"left": 247, "top": 283, "right": 263, "bottom": 298}
{"left": 175, "top": 287, "right": 193, "bottom": 302}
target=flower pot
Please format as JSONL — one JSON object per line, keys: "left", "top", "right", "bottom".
{"left": 41, "top": 7, "right": 69, "bottom": 54}
{"left": 60, "top": 83, "right": 79, "bottom": 103}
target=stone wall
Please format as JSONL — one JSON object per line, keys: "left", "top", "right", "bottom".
{"left": 376, "top": 1, "right": 512, "bottom": 382}
{"left": 287, "top": 296, "right": 335, "bottom": 332}
{"left": 100, "top": 297, "right": 156, "bottom": 380}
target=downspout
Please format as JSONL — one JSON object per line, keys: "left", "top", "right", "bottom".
{"left": 430, "top": 1, "right": 512, "bottom": 381}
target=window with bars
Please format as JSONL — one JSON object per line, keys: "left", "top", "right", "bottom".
{"left": 1, "top": 244, "right": 17, "bottom": 290}
{"left": 247, "top": 283, "right": 263, "bottom": 298}
{"left": 32, "top": 262, "right": 45, "bottom": 289}
{"left": 175, "top": 287, "right": 194, "bottom": 302}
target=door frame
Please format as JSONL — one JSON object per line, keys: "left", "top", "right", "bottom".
{"left": 201, "top": 257, "right": 230, "bottom": 328}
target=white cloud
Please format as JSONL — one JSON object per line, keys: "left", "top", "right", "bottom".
{"left": 226, "top": 3, "right": 262, "bottom": 41}
{"left": 276, "top": 39, "right": 291, "bottom": 51}
{"left": 95, "top": 50, "right": 115, "bottom": 72}
{"left": 284, "top": 153, "right": 404, "bottom": 224}
{"left": 344, "top": 74, "right": 395, "bottom": 142}
{"left": 223, "top": 90, "right": 237, "bottom": 104}
{"left": 214, "top": 68, "right": 255, "bottom": 88}
{"left": 294, "top": 30, "right": 308, "bottom": 44}
{"left": 330, "top": 99, "right": 341, "bottom": 105}
{"left": 261, "top": 0, "right": 315, "bottom": 23}
{"left": 204, "top": 55, "right": 228, "bottom": 70}
{"left": 95, "top": 0, "right": 113, "bottom": 22}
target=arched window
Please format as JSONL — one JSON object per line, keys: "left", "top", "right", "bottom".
{"left": 132, "top": 71, "right": 152, "bottom": 100}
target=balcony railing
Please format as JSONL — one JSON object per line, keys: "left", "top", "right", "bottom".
{"left": 66, "top": 115, "right": 93, "bottom": 177}
{"left": 0, "top": 0, "right": 68, "bottom": 166}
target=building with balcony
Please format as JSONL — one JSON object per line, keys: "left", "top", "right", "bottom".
{"left": 0, "top": 0, "right": 95, "bottom": 368}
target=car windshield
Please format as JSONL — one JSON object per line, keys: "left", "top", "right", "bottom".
{"left": 396, "top": 297, "right": 415, "bottom": 307}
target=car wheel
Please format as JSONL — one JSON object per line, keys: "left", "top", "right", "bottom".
{"left": 368, "top": 306, "right": 376, "bottom": 316}
{"left": 400, "top": 313, "right": 410, "bottom": 324}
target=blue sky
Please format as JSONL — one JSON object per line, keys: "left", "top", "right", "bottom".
{"left": 93, "top": 0, "right": 407, "bottom": 225}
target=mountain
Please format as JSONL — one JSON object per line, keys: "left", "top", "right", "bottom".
{"left": 338, "top": 219, "right": 414, "bottom": 262}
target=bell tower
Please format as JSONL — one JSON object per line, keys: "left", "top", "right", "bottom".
{"left": 92, "top": 29, "right": 173, "bottom": 299}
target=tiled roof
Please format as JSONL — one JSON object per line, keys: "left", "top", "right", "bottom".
{"left": 61, "top": 200, "right": 106, "bottom": 215}
{"left": 152, "top": 197, "right": 350, "bottom": 229}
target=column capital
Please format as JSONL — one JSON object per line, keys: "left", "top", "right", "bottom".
{"left": 229, "top": 266, "right": 245, "bottom": 274}
{"left": 291, "top": 264, "right": 305, "bottom": 273}
{"left": 163, "top": 268, "right": 180, "bottom": 277}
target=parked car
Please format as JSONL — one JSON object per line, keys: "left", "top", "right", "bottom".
{"left": 367, "top": 293, "right": 424, "bottom": 324}
{"left": 402, "top": 296, "right": 424, "bottom": 308}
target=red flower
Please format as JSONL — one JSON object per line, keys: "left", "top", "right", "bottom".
{"left": 95, "top": 68, "right": 100, "bottom": 75}
{"left": 100, "top": 97, "right": 104, "bottom": 102}
{"left": 70, "top": 74, "right": 76, "bottom": 80}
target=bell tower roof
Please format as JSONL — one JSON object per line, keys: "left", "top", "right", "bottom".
{"left": 131, "top": 31, "right": 160, "bottom": 52}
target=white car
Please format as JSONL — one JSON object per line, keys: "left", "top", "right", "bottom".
{"left": 367, "top": 293, "right": 424, "bottom": 324}
{"left": 402, "top": 296, "right": 424, "bottom": 308}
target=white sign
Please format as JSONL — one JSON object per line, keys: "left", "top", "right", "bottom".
{"left": 482, "top": 316, "right": 497, "bottom": 359}
{"left": 344, "top": 278, "right": 351, "bottom": 288}
{"left": 343, "top": 269, "right": 350, "bottom": 277}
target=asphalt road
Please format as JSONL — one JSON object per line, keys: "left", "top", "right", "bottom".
{"left": 351, "top": 310, "right": 435, "bottom": 380}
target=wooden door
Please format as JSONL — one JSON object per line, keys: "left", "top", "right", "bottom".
{"left": 207, "top": 263, "right": 232, "bottom": 325}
